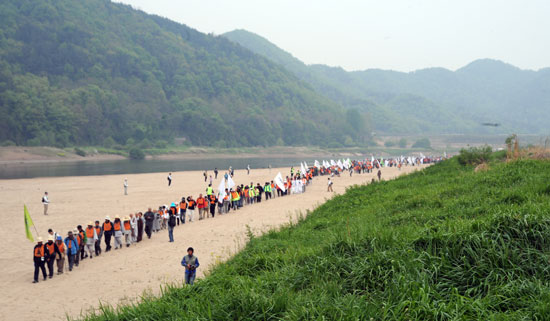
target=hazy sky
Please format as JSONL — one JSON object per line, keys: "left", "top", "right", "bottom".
{"left": 116, "top": 0, "right": 550, "bottom": 72}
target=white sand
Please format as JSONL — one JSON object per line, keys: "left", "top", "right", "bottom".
{"left": 0, "top": 165, "right": 426, "bottom": 320}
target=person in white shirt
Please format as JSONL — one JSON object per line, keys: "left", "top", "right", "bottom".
{"left": 130, "top": 213, "right": 138, "bottom": 242}
{"left": 327, "top": 178, "right": 333, "bottom": 192}
{"left": 123, "top": 179, "right": 128, "bottom": 195}
{"left": 167, "top": 173, "right": 172, "bottom": 186}
{"left": 42, "top": 192, "right": 50, "bottom": 215}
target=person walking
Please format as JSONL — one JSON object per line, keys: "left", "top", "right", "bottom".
{"left": 179, "top": 198, "right": 187, "bottom": 225}
{"left": 130, "top": 214, "right": 138, "bottom": 243}
{"left": 123, "top": 217, "right": 132, "bottom": 247}
{"left": 73, "top": 229, "right": 82, "bottom": 266}
{"left": 33, "top": 237, "right": 48, "bottom": 283}
{"left": 94, "top": 220, "right": 102, "bottom": 256}
{"left": 102, "top": 216, "right": 113, "bottom": 252}
{"left": 44, "top": 235, "right": 57, "bottom": 279}
{"left": 247, "top": 164, "right": 250, "bottom": 175}
{"left": 55, "top": 236, "right": 65, "bottom": 275}
{"left": 197, "top": 194, "right": 206, "bottom": 220}
{"left": 137, "top": 212, "right": 144, "bottom": 242}
{"left": 377, "top": 169, "right": 382, "bottom": 181}
{"left": 167, "top": 173, "right": 172, "bottom": 186}
{"left": 168, "top": 210, "right": 176, "bottom": 242}
{"left": 77, "top": 225, "right": 87, "bottom": 260}
{"left": 209, "top": 194, "right": 217, "bottom": 218}
{"left": 113, "top": 216, "right": 123, "bottom": 250}
{"left": 181, "top": 247, "right": 199, "bottom": 285}
{"left": 85, "top": 222, "right": 97, "bottom": 258}
{"left": 327, "top": 178, "right": 333, "bottom": 192}
{"left": 64, "top": 231, "right": 79, "bottom": 271}
{"left": 42, "top": 192, "right": 50, "bottom": 215}
{"left": 214, "top": 168, "right": 218, "bottom": 179}
{"left": 123, "top": 179, "right": 128, "bottom": 195}
{"left": 187, "top": 196, "right": 196, "bottom": 222}
{"left": 209, "top": 175, "right": 213, "bottom": 186}
{"left": 144, "top": 208, "right": 155, "bottom": 239}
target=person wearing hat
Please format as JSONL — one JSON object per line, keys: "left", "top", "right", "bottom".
{"left": 33, "top": 237, "right": 49, "bottom": 283}
{"left": 55, "top": 235, "right": 66, "bottom": 274}
{"left": 85, "top": 222, "right": 98, "bottom": 258}
{"left": 44, "top": 235, "right": 58, "bottom": 279}
{"left": 181, "top": 247, "right": 199, "bottom": 285}
{"left": 64, "top": 231, "right": 79, "bottom": 271}
{"left": 102, "top": 216, "right": 113, "bottom": 252}
{"left": 167, "top": 206, "right": 177, "bottom": 242}
{"left": 113, "top": 216, "right": 123, "bottom": 249}
{"left": 123, "top": 216, "right": 132, "bottom": 247}
{"left": 94, "top": 220, "right": 103, "bottom": 256}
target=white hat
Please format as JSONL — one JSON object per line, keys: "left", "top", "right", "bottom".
{"left": 37, "top": 237, "right": 43, "bottom": 243}
{"left": 47, "top": 235, "right": 54, "bottom": 241}
{"left": 88, "top": 221, "right": 93, "bottom": 226}
{"left": 115, "top": 215, "right": 120, "bottom": 219}
{"left": 105, "top": 216, "right": 110, "bottom": 220}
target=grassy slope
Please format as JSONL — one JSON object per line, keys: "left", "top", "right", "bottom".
{"left": 85, "top": 158, "right": 550, "bottom": 320}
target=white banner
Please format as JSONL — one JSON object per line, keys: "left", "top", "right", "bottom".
{"left": 314, "top": 160, "right": 320, "bottom": 168}
{"left": 300, "top": 162, "right": 307, "bottom": 175}
{"left": 227, "top": 175, "right": 235, "bottom": 189}
{"left": 217, "top": 179, "right": 226, "bottom": 204}
{"left": 274, "top": 172, "right": 286, "bottom": 192}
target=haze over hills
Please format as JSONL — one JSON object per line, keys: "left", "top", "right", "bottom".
{"left": 0, "top": 0, "right": 370, "bottom": 148}
{"left": 223, "top": 29, "right": 550, "bottom": 136}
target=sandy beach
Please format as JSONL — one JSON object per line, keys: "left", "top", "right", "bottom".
{"left": 0, "top": 164, "right": 426, "bottom": 320}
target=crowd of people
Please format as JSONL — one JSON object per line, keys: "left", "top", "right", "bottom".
{"left": 32, "top": 156, "right": 442, "bottom": 283}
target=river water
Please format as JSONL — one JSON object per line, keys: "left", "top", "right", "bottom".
{"left": 0, "top": 156, "right": 332, "bottom": 179}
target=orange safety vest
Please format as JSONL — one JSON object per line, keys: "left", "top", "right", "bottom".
{"left": 209, "top": 195, "right": 216, "bottom": 204}
{"left": 104, "top": 221, "right": 112, "bottom": 231}
{"left": 197, "top": 198, "right": 205, "bottom": 206}
{"left": 95, "top": 226, "right": 101, "bottom": 235}
{"left": 76, "top": 234, "right": 82, "bottom": 245}
{"left": 57, "top": 242, "right": 65, "bottom": 253}
{"left": 46, "top": 243, "right": 55, "bottom": 256}
{"left": 79, "top": 230, "right": 85, "bottom": 241}
{"left": 180, "top": 202, "right": 187, "bottom": 210}
{"left": 123, "top": 221, "right": 131, "bottom": 230}
{"left": 188, "top": 200, "right": 195, "bottom": 207}
{"left": 34, "top": 244, "right": 45, "bottom": 257}
{"left": 231, "top": 191, "right": 238, "bottom": 199}
{"left": 86, "top": 227, "right": 94, "bottom": 238}
{"left": 114, "top": 221, "right": 121, "bottom": 231}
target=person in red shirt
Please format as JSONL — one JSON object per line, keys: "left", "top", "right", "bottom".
{"left": 197, "top": 194, "right": 207, "bottom": 220}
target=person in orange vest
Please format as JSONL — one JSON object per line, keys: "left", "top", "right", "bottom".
{"left": 77, "top": 225, "right": 87, "bottom": 260}
{"left": 33, "top": 237, "right": 48, "bottom": 283}
{"left": 94, "top": 220, "right": 102, "bottom": 256}
{"left": 73, "top": 228, "right": 82, "bottom": 267}
{"left": 102, "top": 216, "right": 113, "bottom": 252}
{"left": 123, "top": 216, "right": 132, "bottom": 247}
{"left": 187, "top": 196, "right": 196, "bottom": 222}
{"left": 64, "top": 231, "right": 79, "bottom": 271}
{"left": 208, "top": 193, "right": 217, "bottom": 218}
{"left": 197, "top": 194, "right": 207, "bottom": 220}
{"left": 85, "top": 222, "right": 98, "bottom": 258}
{"left": 44, "top": 235, "right": 57, "bottom": 279}
{"left": 179, "top": 197, "right": 187, "bottom": 225}
{"left": 113, "top": 216, "right": 123, "bottom": 249}
{"left": 55, "top": 235, "right": 65, "bottom": 275}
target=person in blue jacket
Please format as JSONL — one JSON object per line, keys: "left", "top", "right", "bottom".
{"left": 64, "top": 231, "right": 79, "bottom": 271}
{"left": 181, "top": 247, "right": 199, "bottom": 285}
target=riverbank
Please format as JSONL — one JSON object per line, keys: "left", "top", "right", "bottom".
{"left": 0, "top": 164, "right": 426, "bottom": 320}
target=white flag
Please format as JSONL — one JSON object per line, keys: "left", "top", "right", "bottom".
{"left": 304, "top": 161, "right": 309, "bottom": 170}
{"left": 314, "top": 160, "right": 320, "bottom": 168}
{"left": 337, "top": 159, "right": 344, "bottom": 170}
{"left": 331, "top": 160, "right": 336, "bottom": 166}
{"left": 274, "top": 172, "right": 286, "bottom": 192}
{"left": 227, "top": 175, "right": 236, "bottom": 189}
{"left": 300, "top": 162, "right": 307, "bottom": 175}
{"left": 217, "top": 179, "right": 226, "bottom": 204}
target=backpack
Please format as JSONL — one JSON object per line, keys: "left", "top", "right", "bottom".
{"left": 168, "top": 215, "right": 176, "bottom": 227}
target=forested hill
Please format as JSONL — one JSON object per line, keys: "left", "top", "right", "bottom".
{"left": 0, "top": 0, "right": 369, "bottom": 147}
{"left": 223, "top": 29, "right": 550, "bottom": 135}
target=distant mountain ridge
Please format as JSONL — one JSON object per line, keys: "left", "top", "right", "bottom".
{"left": 223, "top": 29, "right": 550, "bottom": 135}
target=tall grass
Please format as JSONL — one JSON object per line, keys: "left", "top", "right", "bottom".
{"left": 83, "top": 157, "right": 550, "bottom": 320}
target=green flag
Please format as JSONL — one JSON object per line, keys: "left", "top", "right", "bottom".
{"left": 24, "top": 205, "right": 34, "bottom": 242}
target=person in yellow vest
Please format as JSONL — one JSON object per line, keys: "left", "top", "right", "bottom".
{"left": 55, "top": 235, "right": 65, "bottom": 274}
{"left": 206, "top": 184, "right": 213, "bottom": 196}
{"left": 113, "top": 216, "right": 123, "bottom": 250}
{"left": 33, "top": 237, "right": 48, "bottom": 283}
{"left": 85, "top": 222, "right": 98, "bottom": 258}
{"left": 230, "top": 189, "right": 240, "bottom": 211}
{"left": 123, "top": 216, "right": 132, "bottom": 247}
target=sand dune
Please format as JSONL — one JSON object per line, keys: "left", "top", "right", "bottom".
{"left": 0, "top": 164, "right": 425, "bottom": 320}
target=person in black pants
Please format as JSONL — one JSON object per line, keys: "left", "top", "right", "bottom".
{"left": 33, "top": 237, "right": 48, "bottom": 283}
{"left": 102, "top": 217, "right": 113, "bottom": 252}
{"left": 144, "top": 208, "right": 155, "bottom": 239}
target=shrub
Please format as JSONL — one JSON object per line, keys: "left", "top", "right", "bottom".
{"left": 155, "top": 140, "right": 168, "bottom": 149}
{"left": 128, "top": 147, "right": 145, "bottom": 160}
{"left": 384, "top": 140, "right": 396, "bottom": 147}
{"left": 457, "top": 145, "right": 492, "bottom": 165}
{"left": 74, "top": 147, "right": 86, "bottom": 157}
{"left": 139, "top": 138, "right": 152, "bottom": 149}
{"left": 412, "top": 138, "right": 431, "bottom": 149}
{"left": 103, "top": 137, "right": 115, "bottom": 148}
{"left": 398, "top": 138, "right": 407, "bottom": 148}
{"left": 1, "top": 140, "right": 16, "bottom": 147}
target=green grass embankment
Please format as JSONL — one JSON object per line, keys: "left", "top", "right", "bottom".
{"left": 85, "top": 157, "right": 550, "bottom": 320}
